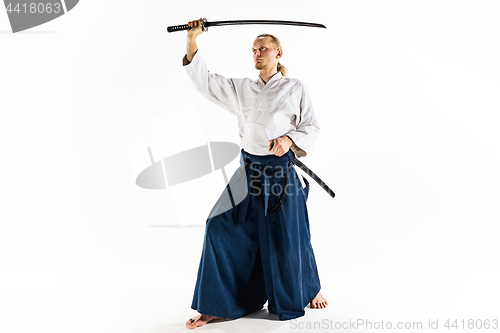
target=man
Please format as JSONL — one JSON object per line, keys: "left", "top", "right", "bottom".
{"left": 183, "top": 18, "right": 328, "bottom": 329}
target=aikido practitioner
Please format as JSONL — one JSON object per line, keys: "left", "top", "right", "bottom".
{"left": 183, "top": 18, "right": 328, "bottom": 329}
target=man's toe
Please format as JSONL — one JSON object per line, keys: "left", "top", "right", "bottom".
{"left": 186, "top": 317, "right": 197, "bottom": 327}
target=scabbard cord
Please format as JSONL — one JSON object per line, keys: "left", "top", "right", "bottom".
{"left": 244, "top": 154, "right": 292, "bottom": 214}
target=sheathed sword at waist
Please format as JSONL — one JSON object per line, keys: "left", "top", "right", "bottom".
{"left": 271, "top": 140, "right": 335, "bottom": 198}
{"left": 292, "top": 157, "right": 335, "bottom": 199}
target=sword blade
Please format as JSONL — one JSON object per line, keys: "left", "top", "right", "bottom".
{"left": 206, "top": 20, "right": 326, "bottom": 29}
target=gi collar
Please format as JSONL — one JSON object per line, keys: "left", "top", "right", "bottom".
{"left": 257, "top": 72, "right": 283, "bottom": 86}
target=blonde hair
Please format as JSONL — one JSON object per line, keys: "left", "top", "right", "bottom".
{"left": 256, "top": 33, "right": 287, "bottom": 77}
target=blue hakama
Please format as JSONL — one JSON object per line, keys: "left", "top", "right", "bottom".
{"left": 191, "top": 148, "right": 321, "bottom": 321}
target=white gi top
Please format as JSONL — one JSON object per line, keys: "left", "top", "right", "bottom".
{"left": 183, "top": 50, "right": 320, "bottom": 158}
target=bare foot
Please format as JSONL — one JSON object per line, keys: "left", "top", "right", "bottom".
{"left": 310, "top": 291, "right": 328, "bottom": 309}
{"left": 185, "top": 313, "right": 225, "bottom": 329}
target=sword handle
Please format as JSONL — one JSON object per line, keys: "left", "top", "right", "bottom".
{"left": 167, "top": 18, "right": 208, "bottom": 33}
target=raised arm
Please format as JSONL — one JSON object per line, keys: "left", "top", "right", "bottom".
{"left": 182, "top": 18, "right": 239, "bottom": 115}
{"left": 185, "top": 18, "right": 204, "bottom": 64}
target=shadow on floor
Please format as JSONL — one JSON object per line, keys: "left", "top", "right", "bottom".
{"left": 119, "top": 308, "right": 290, "bottom": 333}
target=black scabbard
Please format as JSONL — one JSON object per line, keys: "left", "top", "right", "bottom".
{"left": 292, "top": 157, "right": 335, "bottom": 199}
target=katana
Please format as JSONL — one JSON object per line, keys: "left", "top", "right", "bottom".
{"left": 167, "top": 18, "right": 326, "bottom": 33}
{"left": 270, "top": 141, "right": 335, "bottom": 198}
{"left": 292, "top": 157, "right": 335, "bottom": 199}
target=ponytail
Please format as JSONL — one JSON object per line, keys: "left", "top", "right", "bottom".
{"left": 256, "top": 33, "right": 287, "bottom": 77}
{"left": 276, "top": 62, "right": 287, "bottom": 77}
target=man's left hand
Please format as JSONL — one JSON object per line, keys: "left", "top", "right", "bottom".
{"left": 268, "top": 135, "right": 295, "bottom": 157}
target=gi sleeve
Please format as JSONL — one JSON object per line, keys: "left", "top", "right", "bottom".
{"left": 182, "top": 50, "right": 239, "bottom": 116}
{"left": 286, "top": 83, "right": 320, "bottom": 158}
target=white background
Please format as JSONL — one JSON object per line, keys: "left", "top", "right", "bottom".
{"left": 1, "top": 1, "right": 499, "bottom": 332}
